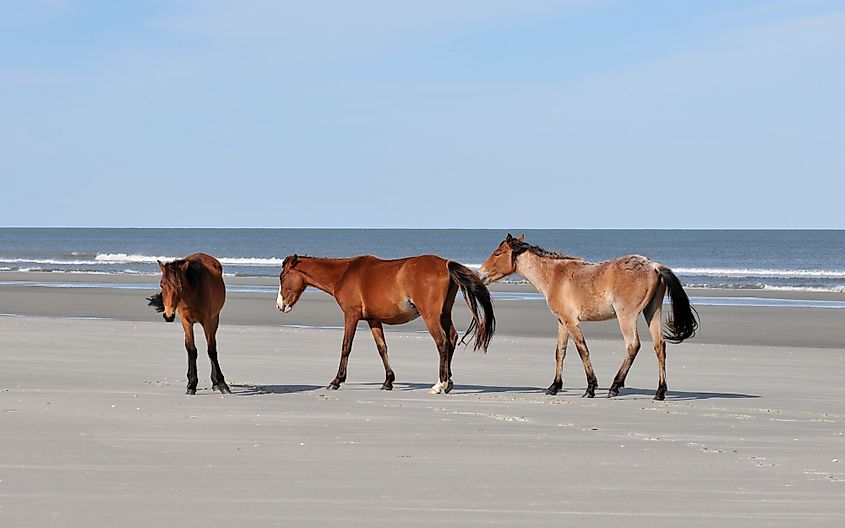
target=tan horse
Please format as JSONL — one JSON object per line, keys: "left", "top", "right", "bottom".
{"left": 276, "top": 254, "right": 495, "bottom": 394}
{"left": 480, "top": 234, "right": 697, "bottom": 400}
{"left": 147, "top": 253, "right": 230, "bottom": 395}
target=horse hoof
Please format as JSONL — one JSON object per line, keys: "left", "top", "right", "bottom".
{"left": 581, "top": 391, "right": 595, "bottom": 398}
{"left": 380, "top": 385, "right": 393, "bottom": 391}
{"left": 654, "top": 392, "right": 666, "bottom": 401}
{"left": 186, "top": 388, "right": 196, "bottom": 395}
{"left": 607, "top": 389, "right": 619, "bottom": 398}
{"left": 327, "top": 383, "right": 340, "bottom": 390}
{"left": 443, "top": 381, "right": 454, "bottom": 394}
{"left": 217, "top": 384, "right": 232, "bottom": 394}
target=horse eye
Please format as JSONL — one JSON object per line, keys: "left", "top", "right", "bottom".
{"left": 493, "top": 251, "right": 501, "bottom": 256}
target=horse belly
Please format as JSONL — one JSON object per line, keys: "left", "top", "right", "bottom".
{"left": 364, "top": 298, "right": 420, "bottom": 325}
{"left": 576, "top": 298, "right": 617, "bottom": 322}
{"left": 581, "top": 307, "right": 616, "bottom": 321}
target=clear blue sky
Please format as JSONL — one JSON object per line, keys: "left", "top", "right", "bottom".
{"left": 2, "top": 1, "right": 843, "bottom": 228}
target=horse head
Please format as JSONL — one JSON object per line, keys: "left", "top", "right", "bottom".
{"left": 479, "top": 233, "right": 524, "bottom": 284}
{"left": 277, "top": 254, "right": 306, "bottom": 314}
{"left": 152, "top": 259, "right": 186, "bottom": 322}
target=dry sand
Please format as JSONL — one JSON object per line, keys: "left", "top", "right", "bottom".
{"left": 1, "top": 274, "right": 843, "bottom": 526}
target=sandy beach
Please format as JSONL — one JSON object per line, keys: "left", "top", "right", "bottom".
{"left": 1, "top": 273, "right": 843, "bottom": 526}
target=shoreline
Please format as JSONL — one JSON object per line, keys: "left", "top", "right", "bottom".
{"left": 4, "top": 269, "right": 845, "bottom": 299}
{"left": 1, "top": 270, "right": 844, "bottom": 349}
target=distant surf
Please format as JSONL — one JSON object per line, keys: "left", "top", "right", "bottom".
{"left": 1, "top": 228, "right": 843, "bottom": 293}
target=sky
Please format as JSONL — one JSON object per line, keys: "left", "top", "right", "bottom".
{"left": 1, "top": 0, "right": 843, "bottom": 228}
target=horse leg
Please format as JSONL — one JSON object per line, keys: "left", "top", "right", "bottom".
{"left": 608, "top": 314, "right": 641, "bottom": 398}
{"left": 441, "top": 312, "right": 458, "bottom": 386}
{"left": 204, "top": 315, "right": 230, "bottom": 394}
{"left": 182, "top": 319, "right": 199, "bottom": 395}
{"left": 447, "top": 323, "right": 458, "bottom": 383}
{"left": 547, "top": 321, "right": 569, "bottom": 395}
{"left": 368, "top": 321, "right": 395, "bottom": 390}
{"left": 328, "top": 313, "right": 359, "bottom": 390}
{"left": 644, "top": 303, "right": 668, "bottom": 400}
{"left": 568, "top": 322, "right": 598, "bottom": 398}
{"left": 421, "top": 313, "right": 452, "bottom": 395}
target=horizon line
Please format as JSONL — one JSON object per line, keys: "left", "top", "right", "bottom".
{"left": 1, "top": 226, "right": 844, "bottom": 231}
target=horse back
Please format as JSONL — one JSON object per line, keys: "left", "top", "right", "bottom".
{"left": 338, "top": 255, "right": 451, "bottom": 318}
{"left": 185, "top": 253, "right": 224, "bottom": 277}
{"left": 183, "top": 253, "right": 226, "bottom": 317}
{"left": 555, "top": 255, "right": 660, "bottom": 320}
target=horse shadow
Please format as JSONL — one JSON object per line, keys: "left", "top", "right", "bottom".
{"left": 607, "top": 387, "right": 760, "bottom": 401}
{"left": 227, "top": 383, "right": 759, "bottom": 400}
{"left": 231, "top": 384, "right": 323, "bottom": 395}
{"left": 370, "top": 383, "right": 759, "bottom": 400}
{"left": 368, "top": 382, "right": 547, "bottom": 394}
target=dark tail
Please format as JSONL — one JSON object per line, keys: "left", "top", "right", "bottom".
{"left": 657, "top": 266, "right": 699, "bottom": 343}
{"left": 448, "top": 261, "right": 496, "bottom": 351}
{"left": 147, "top": 292, "right": 165, "bottom": 313}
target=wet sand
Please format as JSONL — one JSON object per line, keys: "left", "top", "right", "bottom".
{"left": 1, "top": 273, "right": 843, "bottom": 526}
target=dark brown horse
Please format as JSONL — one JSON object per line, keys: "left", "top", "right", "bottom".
{"left": 147, "top": 253, "right": 230, "bottom": 395}
{"left": 276, "top": 254, "right": 495, "bottom": 394}
{"left": 480, "top": 234, "right": 698, "bottom": 400}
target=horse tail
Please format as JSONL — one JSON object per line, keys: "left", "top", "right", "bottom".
{"left": 656, "top": 266, "right": 699, "bottom": 343}
{"left": 447, "top": 261, "right": 496, "bottom": 352}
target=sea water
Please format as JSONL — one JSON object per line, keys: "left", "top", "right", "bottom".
{"left": 1, "top": 228, "right": 843, "bottom": 297}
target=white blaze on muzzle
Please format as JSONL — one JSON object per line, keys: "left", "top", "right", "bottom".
{"left": 276, "top": 291, "right": 292, "bottom": 313}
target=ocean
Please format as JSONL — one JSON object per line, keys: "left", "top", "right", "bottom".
{"left": 1, "top": 228, "right": 844, "bottom": 296}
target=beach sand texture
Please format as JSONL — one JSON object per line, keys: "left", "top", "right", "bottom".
{"left": 1, "top": 278, "right": 844, "bottom": 526}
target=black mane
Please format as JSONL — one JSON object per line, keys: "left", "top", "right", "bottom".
{"left": 510, "top": 240, "right": 582, "bottom": 262}
{"left": 147, "top": 292, "right": 165, "bottom": 313}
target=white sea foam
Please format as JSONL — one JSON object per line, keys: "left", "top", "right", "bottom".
{"left": 761, "top": 285, "right": 845, "bottom": 293}
{"left": 674, "top": 267, "right": 845, "bottom": 279}
{"left": 217, "top": 257, "right": 285, "bottom": 266}
{"left": 94, "top": 253, "right": 284, "bottom": 266}
{"left": 0, "top": 254, "right": 285, "bottom": 267}
{"left": 94, "top": 253, "right": 175, "bottom": 263}
{"left": 0, "top": 257, "right": 102, "bottom": 265}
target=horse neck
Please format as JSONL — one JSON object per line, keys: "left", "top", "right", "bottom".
{"left": 515, "top": 251, "right": 571, "bottom": 298}
{"left": 296, "top": 258, "right": 350, "bottom": 295}
{"left": 175, "top": 272, "right": 201, "bottom": 306}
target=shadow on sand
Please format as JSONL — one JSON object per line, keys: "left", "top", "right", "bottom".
{"left": 374, "top": 382, "right": 550, "bottom": 394}
{"left": 604, "top": 387, "right": 760, "bottom": 401}
{"left": 232, "top": 384, "right": 324, "bottom": 395}
{"left": 229, "top": 382, "right": 759, "bottom": 400}
{"left": 382, "top": 383, "right": 759, "bottom": 400}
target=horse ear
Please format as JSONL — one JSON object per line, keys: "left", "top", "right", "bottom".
{"left": 516, "top": 234, "right": 525, "bottom": 242}
{"left": 505, "top": 233, "right": 513, "bottom": 242}
{"left": 291, "top": 254, "right": 298, "bottom": 267}
{"left": 157, "top": 260, "right": 165, "bottom": 271}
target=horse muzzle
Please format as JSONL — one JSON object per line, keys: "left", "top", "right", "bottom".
{"left": 163, "top": 313, "right": 176, "bottom": 323}
{"left": 276, "top": 293, "right": 293, "bottom": 314}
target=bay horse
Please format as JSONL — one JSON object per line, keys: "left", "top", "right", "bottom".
{"left": 479, "top": 234, "right": 698, "bottom": 400}
{"left": 147, "top": 253, "right": 231, "bottom": 395}
{"left": 276, "top": 254, "right": 495, "bottom": 394}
